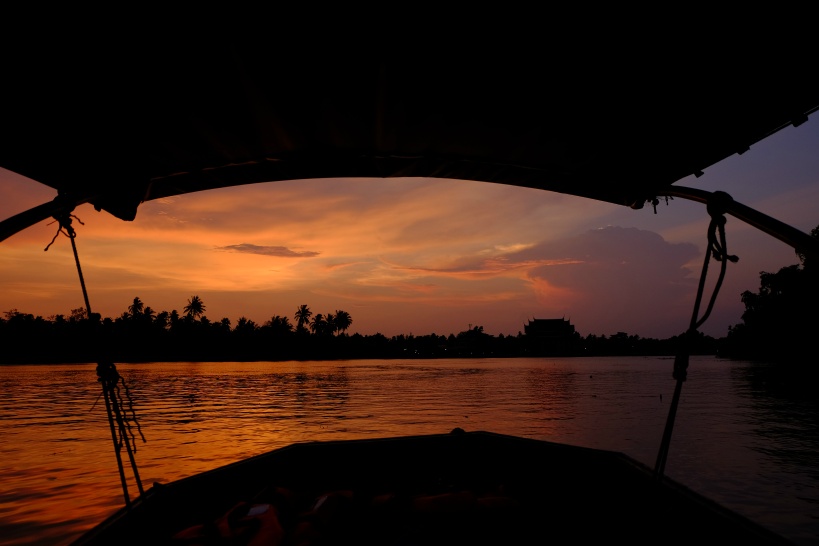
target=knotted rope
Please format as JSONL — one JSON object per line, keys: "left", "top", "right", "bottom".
{"left": 654, "top": 191, "right": 738, "bottom": 480}
{"left": 47, "top": 208, "right": 145, "bottom": 506}
{"left": 96, "top": 361, "right": 146, "bottom": 505}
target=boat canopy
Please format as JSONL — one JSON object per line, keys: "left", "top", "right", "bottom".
{"left": 2, "top": 39, "right": 819, "bottom": 250}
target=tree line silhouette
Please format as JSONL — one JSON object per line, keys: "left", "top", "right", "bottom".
{"left": 0, "top": 294, "right": 721, "bottom": 363}
{"left": 3, "top": 220, "right": 816, "bottom": 365}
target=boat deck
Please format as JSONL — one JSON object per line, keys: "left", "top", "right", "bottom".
{"left": 72, "top": 430, "right": 794, "bottom": 545}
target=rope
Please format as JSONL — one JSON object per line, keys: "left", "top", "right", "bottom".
{"left": 97, "top": 361, "right": 146, "bottom": 499}
{"left": 46, "top": 209, "right": 146, "bottom": 505}
{"left": 46, "top": 213, "right": 92, "bottom": 314}
{"left": 654, "top": 192, "right": 738, "bottom": 480}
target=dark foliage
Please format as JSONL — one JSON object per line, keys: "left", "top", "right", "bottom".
{"left": 0, "top": 299, "right": 719, "bottom": 363}
{"left": 720, "top": 225, "right": 819, "bottom": 363}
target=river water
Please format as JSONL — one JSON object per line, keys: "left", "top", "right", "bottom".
{"left": 0, "top": 356, "right": 816, "bottom": 545}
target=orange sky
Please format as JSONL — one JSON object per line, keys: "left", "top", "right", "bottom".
{"left": 2, "top": 120, "right": 818, "bottom": 340}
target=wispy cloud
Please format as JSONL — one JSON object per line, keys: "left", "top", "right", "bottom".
{"left": 386, "top": 256, "right": 581, "bottom": 278}
{"left": 215, "top": 243, "right": 319, "bottom": 258}
{"left": 323, "top": 261, "right": 370, "bottom": 271}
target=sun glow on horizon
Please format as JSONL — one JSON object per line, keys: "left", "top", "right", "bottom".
{"left": 4, "top": 120, "right": 819, "bottom": 343}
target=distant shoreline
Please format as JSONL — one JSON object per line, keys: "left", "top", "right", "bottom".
{"left": 0, "top": 350, "right": 722, "bottom": 366}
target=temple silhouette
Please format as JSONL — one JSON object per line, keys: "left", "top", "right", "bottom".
{"left": 524, "top": 318, "right": 578, "bottom": 355}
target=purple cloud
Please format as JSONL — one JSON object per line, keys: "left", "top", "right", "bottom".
{"left": 215, "top": 243, "right": 320, "bottom": 258}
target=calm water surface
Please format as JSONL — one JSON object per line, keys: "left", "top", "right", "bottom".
{"left": 0, "top": 356, "right": 817, "bottom": 545}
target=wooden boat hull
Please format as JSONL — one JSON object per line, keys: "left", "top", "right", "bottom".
{"left": 71, "top": 430, "right": 794, "bottom": 545}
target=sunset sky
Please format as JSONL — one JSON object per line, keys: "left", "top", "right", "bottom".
{"left": 2, "top": 118, "right": 818, "bottom": 341}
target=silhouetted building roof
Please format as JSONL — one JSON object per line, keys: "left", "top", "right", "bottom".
{"left": 524, "top": 318, "right": 576, "bottom": 338}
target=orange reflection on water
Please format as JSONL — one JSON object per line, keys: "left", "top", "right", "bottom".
{"left": 3, "top": 358, "right": 812, "bottom": 546}
{"left": 0, "top": 359, "right": 633, "bottom": 545}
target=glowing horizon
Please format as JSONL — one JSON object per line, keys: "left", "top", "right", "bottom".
{"left": 2, "top": 120, "right": 818, "bottom": 340}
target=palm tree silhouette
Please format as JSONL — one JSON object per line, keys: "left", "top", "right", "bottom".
{"left": 142, "top": 306, "right": 156, "bottom": 323}
{"left": 235, "top": 316, "right": 257, "bottom": 334}
{"left": 184, "top": 295, "right": 206, "bottom": 320}
{"left": 333, "top": 310, "right": 352, "bottom": 335}
{"left": 310, "top": 313, "right": 325, "bottom": 335}
{"left": 128, "top": 297, "right": 144, "bottom": 318}
{"left": 155, "top": 310, "right": 170, "bottom": 330}
{"left": 264, "top": 315, "right": 293, "bottom": 331}
{"left": 265, "top": 315, "right": 293, "bottom": 334}
{"left": 294, "top": 305, "right": 312, "bottom": 333}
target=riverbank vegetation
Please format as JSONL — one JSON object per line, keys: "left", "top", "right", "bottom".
{"left": 4, "top": 219, "right": 815, "bottom": 365}
{"left": 0, "top": 296, "right": 720, "bottom": 363}
{"left": 718, "top": 225, "right": 819, "bottom": 363}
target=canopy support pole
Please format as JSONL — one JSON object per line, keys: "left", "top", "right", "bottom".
{"left": 0, "top": 193, "right": 95, "bottom": 244}
{"left": 657, "top": 186, "right": 819, "bottom": 261}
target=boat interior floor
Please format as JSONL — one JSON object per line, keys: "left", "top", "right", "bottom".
{"left": 73, "top": 430, "right": 794, "bottom": 546}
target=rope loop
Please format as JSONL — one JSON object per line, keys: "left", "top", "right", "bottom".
{"left": 706, "top": 190, "right": 733, "bottom": 218}
{"left": 44, "top": 211, "right": 85, "bottom": 251}
{"left": 96, "top": 361, "right": 119, "bottom": 383}
{"left": 655, "top": 192, "right": 740, "bottom": 480}
{"left": 96, "top": 361, "right": 146, "bottom": 451}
